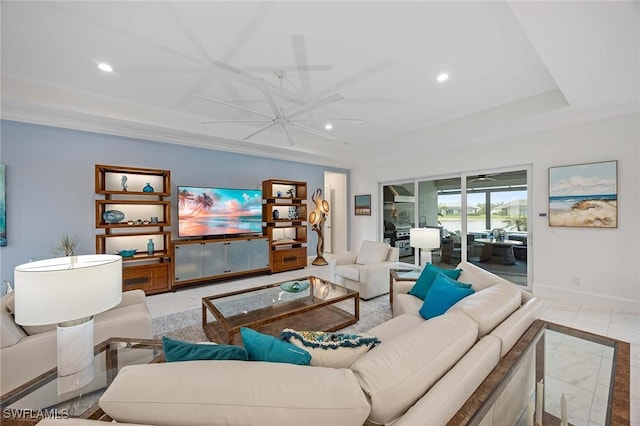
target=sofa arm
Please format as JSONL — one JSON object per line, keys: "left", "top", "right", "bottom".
{"left": 1, "top": 329, "right": 58, "bottom": 393}
{"left": 115, "top": 289, "right": 147, "bottom": 309}
{"left": 358, "top": 260, "right": 396, "bottom": 284}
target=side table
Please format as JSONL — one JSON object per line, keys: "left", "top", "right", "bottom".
{"left": 389, "top": 268, "right": 421, "bottom": 306}
{"left": 1, "top": 338, "right": 163, "bottom": 425}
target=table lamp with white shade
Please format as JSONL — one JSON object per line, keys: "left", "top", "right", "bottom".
{"left": 14, "top": 254, "right": 122, "bottom": 393}
{"left": 410, "top": 228, "right": 440, "bottom": 267}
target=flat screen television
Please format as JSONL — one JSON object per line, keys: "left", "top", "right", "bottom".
{"left": 177, "top": 186, "right": 263, "bottom": 238}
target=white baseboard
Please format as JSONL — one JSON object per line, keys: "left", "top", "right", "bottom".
{"left": 533, "top": 283, "right": 640, "bottom": 314}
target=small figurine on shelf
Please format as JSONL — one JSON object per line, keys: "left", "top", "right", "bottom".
{"left": 143, "top": 183, "right": 154, "bottom": 193}
{"left": 121, "top": 175, "right": 128, "bottom": 192}
{"left": 147, "top": 239, "right": 155, "bottom": 255}
{"left": 287, "top": 188, "right": 295, "bottom": 198}
{"left": 276, "top": 190, "right": 283, "bottom": 197}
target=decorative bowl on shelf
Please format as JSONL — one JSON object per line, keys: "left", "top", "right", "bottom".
{"left": 103, "top": 210, "right": 125, "bottom": 224}
{"left": 117, "top": 249, "right": 137, "bottom": 258}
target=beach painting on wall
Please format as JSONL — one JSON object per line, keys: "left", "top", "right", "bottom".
{"left": 549, "top": 160, "right": 617, "bottom": 228}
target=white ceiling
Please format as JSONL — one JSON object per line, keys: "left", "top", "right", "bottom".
{"left": 1, "top": 1, "right": 638, "bottom": 167}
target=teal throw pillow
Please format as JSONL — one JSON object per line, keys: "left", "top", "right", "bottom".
{"left": 408, "top": 263, "right": 462, "bottom": 300}
{"left": 240, "top": 327, "right": 311, "bottom": 365}
{"left": 162, "top": 336, "right": 248, "bottom": 362}
{"left": 419, "top": 273, "right": 475, "bottom": 319}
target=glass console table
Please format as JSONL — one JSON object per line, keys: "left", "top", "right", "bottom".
{"left": 450, "top": 320, "right": 630, "bottom": 425}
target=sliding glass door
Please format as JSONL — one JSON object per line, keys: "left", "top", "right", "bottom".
{"left": 384, "top": 167, "right": 531, "bottom": 288}
{"left": 465, "top": 170, "right": 529, "bottom": 287}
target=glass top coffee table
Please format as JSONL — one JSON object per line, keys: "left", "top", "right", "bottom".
{"left": 450, "top": 320, "right": 630, "bottom": 426}
{"left": 202, "top": 276, "right": 359, "bottom": 344}
{"left": 1, "top": 338, "right": 163, "bottom": 424}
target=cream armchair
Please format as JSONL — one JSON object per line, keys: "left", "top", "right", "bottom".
{"left": 329, "top": 241, "right": 399, "bottom": 300}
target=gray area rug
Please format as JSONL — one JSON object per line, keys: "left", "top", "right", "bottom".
{"left": 153, "top": 294, "right": 392, "bottom": 342}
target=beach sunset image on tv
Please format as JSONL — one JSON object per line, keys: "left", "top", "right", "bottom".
{"left": 178, "top": 186, "right": 262, "bottom": 237}
{"left": 549, "top": 161, "right": 617, "bottom": 228}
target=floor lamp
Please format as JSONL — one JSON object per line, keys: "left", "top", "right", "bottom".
{"left": 309, "top": 188, "right": 330, "bottom": 266}
{"left": 14, "top": 254, "right": 122, "bottom": 393}
{"left": 410, "top": 228, "right": 440, "bottom": 267}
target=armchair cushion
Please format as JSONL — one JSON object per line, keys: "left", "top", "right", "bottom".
{"left": 334, "top": 264, "right": 361, "bottom": 282}
{"left": 355, "top": 241, "right": 390, "bottom": 265}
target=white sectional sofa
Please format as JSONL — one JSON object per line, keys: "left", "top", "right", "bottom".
{"left": 37, "top": 262, "right": 542, "bottom": 426}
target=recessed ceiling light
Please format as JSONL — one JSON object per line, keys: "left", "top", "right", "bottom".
{"left": 325, "top": 123, "right": 333, "bottom": 130}
{"left": 436, "top": 73, "right": 449, "bottom": 82}
{"left": 98, "top": 63, "right": 113, "bottom": 73}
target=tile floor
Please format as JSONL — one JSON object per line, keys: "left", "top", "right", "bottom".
{"left": 145, "top": 261, "right": 639, "bottom": 425}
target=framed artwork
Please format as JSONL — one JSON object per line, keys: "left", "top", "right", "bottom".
{"left": 354, "top": 194, "right": 371, "bottom": 216}
{"left": 548, "top": 160, "right": 617, "bottom": 228}
{"left": 0, "top": 165, "right": 5, "bottom": 246}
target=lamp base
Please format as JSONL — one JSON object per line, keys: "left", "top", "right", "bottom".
{"left": 57, "top": 317, "right": 95, "bottom": 394}
{"left": 312, "top": 256, "right": 328, "bottom": 266}
{"left": 416, "top": 249, "right": 433, "bottom": 267}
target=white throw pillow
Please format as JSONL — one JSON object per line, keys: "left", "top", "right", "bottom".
{"left": 281, "top": 329, "right": 380, "bottom": 368}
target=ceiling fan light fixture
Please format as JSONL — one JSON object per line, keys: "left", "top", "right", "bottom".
{"left": 98, "top": 62, "right": 113, "bottom": 73}
{"left": 324, "top": 123, "right": 333, "bottom": 130}
{"left": 436, "top": 72, "right": 449, "bottom": 83}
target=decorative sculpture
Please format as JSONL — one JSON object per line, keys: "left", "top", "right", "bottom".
{"left": 309, "top": 188, "right": 330, "bottom": 266}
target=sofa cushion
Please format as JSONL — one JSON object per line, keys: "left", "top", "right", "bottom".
{"left": 456, "top": 261, "right": 511, "bottom": 291}
{"left": 3, "top": 292, "right": 56, "bottom": 336}
{"left": 449, "top": 282, "right": 522, "bottom": 337}
{"left": 240, "top": 327, "right": 311, "bottom": 365}
{"left": 334, "top": 264, "right": 361, "bottom": 282}
{"left": 355, "top": 241, "right": 389, "bottom": 265}
{"left": 281, "top": 329, "right": 380, "bottom": 368}
{"left": 394, "top": 336, "right": 502, "bottom": 426}
{"left": 419, "top": 274, "right": 475, "bottom": 319}
{"left": 351, "top": 311, "right": 478, "bottom": 425}
{"left": 367, "top": 313, "right": 424, "bottom": 341}
{"left": 100, "top": 361, "right": 371, "bottom": 426}
{"left": 408, "top": 263, "right": 462, "bottom": 300}
{"left": 162, "top": 336, "right": 248, "bottom": 362}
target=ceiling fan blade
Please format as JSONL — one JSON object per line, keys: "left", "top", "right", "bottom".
{"left": 260, "top": 79, "right": 283, "bottom": 117}
{"left": 242, "top": 65, "right": 333, "bottom": 72}
{"left": 287, "top": 93, "right": 344, "bottom": 120}
{"left": 243, "top": 122, "right": 277, "bottom": 141}
{"left": 292, "top": 35, "right": 312, "bottom": 98}
{"left": 288, "top": 122, "right": 336, "bottom": 140}
{"left": 292, "top": 118, "right": 364, "bottom": 123}
{"left": 192, "top": 94, "right": 274, "bottom": 120}
{"left": 213, "top": 61, "right": 261, "bottom": 85}
{"left": 201, "top": 120, "right": 272, "bottom": 124}
{"left": 280, "top": 124, "right": 295, "bottom": 146}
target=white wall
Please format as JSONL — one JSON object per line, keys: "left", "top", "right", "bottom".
{"left": 351, "top": 113, "right": 640, "bottom": 311}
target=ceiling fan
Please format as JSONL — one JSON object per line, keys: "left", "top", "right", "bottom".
{"left": 194, "top": 62, "right": 363, "bottom": 146}
{"left": 469, "top": 174, "right": 499, "bottom": 183}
